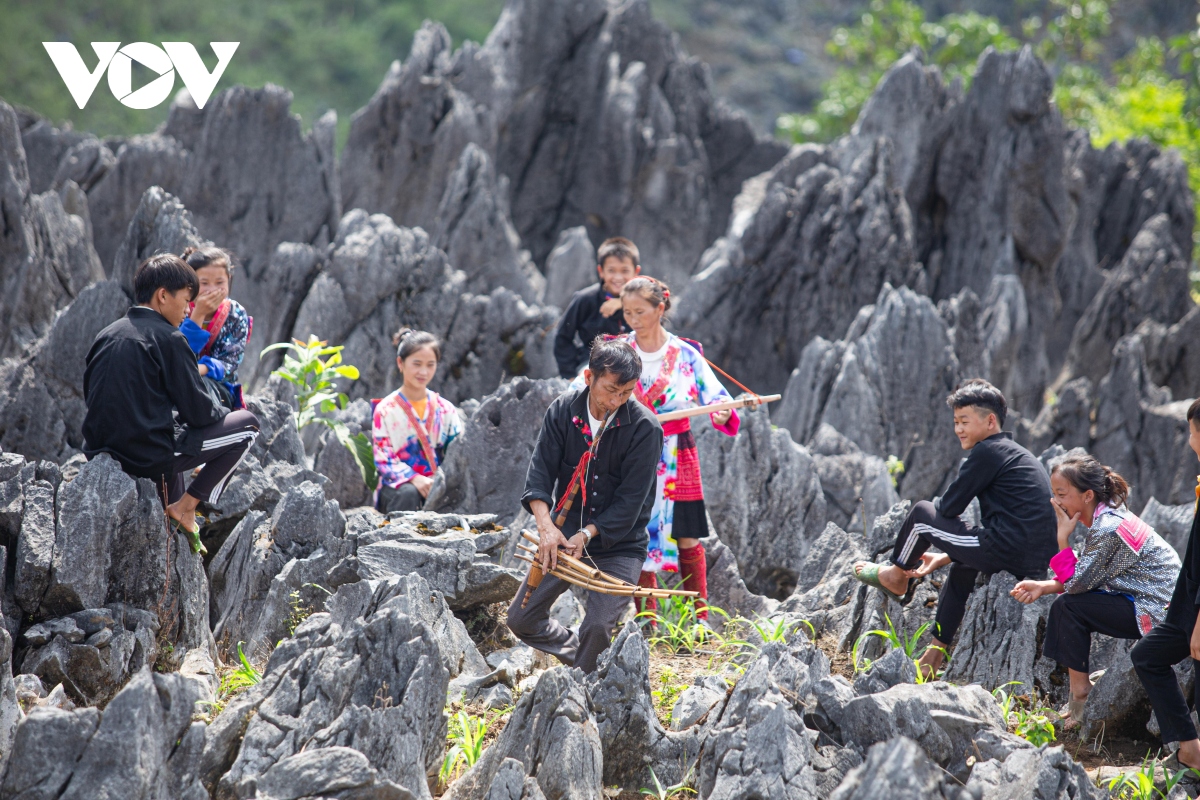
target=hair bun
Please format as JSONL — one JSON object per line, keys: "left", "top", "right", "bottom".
{"left": 181, "top": 246, "right": 198, "bottom": 259}
{"left": 392, "top": 327, "right": 414, "bottom": 347}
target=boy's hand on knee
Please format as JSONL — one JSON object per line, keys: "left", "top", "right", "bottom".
{"left": 904, "top": 553, "right": 949, "bottom": 578}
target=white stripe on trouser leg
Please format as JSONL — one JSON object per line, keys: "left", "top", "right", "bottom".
{"left": 912, "top": 523, "right": 980, "bottom": 548}
{"left": 206, "top": 432, "right": 258, "bottom": 504}
{"left": 201, "top": 430, "right": 258, "bottom": 450}
{"left": 897, "top": 524, "right": 925, "bottom": 565}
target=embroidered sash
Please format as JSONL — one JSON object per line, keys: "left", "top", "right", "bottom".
{"left": 197, "top": 299, "right": 232, "bottom": 356}
{"left": 396, "top": 391, "right": 440, "bottom": 476}
{"left": 553, "top": 412, "right": 612, "bottom": 518}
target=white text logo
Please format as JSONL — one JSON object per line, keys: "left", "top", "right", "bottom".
{"left": 42, "top": 42, "right": 239, "bottom": 110}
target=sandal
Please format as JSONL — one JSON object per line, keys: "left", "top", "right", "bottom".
{"left": 169, "top": 517, "right": 207, "bottom": 556}
{"left": 1160, "top": 752, "right": 1200, "bottom": 783}
{"left": 1062, "top": 697, "right": 1085, "bottom": 727}
{"left": 850, "top": 562, "right": 916, "bottom": 605}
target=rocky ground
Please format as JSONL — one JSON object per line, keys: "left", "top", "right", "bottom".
{"left": 0, "top": 0, "right": 1198, "bottom": 797}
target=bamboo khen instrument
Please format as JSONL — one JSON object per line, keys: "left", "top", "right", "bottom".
{"left": 654, "top": 394, "right": 781, "bottom": 423}
{"left": 516, "top": 532, "right": 699, "bottom": 601}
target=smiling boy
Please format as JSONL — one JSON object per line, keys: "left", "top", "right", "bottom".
{"left": 851, "top": 378, "right": 1057, "bottom": 678}
{"left": 552, "top": 237, "right": 641, "bottom": 379}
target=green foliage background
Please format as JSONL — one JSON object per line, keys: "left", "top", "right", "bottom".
{"left": 777, "top": 0, "right": 1200, "bottom": 260}
{"left": 1, "top": 0, "right": 504, "bottom": 146}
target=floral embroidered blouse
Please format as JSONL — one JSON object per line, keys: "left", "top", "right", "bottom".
{"left": 372, "top": 388, "right": 463, "bottom": 489}
{"left": 179, "top": 298, "right": 251, "bottom": 384}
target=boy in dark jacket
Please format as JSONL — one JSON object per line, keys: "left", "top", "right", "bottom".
{"left": 1131, "top": 399, "right": 1200, "bottom": 771}
{"left": 552, "top": 237, "right": 641, "bottom": 378}
{"left": 852, "top": 379, "right": 1057, "bottom": 678}
{"left": 82, "top": 255, "right": 260, "bottom": 554}
{"left": 507, "top": 338, "right": 663, "bottom": 673}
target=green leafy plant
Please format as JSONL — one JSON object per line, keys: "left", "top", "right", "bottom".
{"left": 261, "top": 336, "right": 376, "bottom": 490}
{"left": 1108, "top": 752, "right": 1200, "bottom": 800}
{"left": 439, "top": 709, "right": 489, "bottom": 785}
{"left": 992, "top": 682, "right": 1056, "bottom": 747}
{"left": 1012, "top": 706, "right": 1056, "bottom": 747}
{"left": 853, "top": 614, "right": 932, "bottom": 674}
{"left": 885, "top": 455, "right": 906, "bottom": 487}
{"left": 652, "top": 666, "right": 686, "bottom": 717}
{"left": 218, "top": 642, "right": 262, "bottom": 697}
{"left": 640, "top": 765, "right": 697, "bottom": 799}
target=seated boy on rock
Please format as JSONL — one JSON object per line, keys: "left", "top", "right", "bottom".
{"left": 82, "top": 254, "right": 260, "bottom": 555}
{"left": 851, "top": 379, "right": 1057, "bottom": 678}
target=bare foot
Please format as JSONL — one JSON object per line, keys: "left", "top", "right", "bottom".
{"left": 166, "top": 501, "right": 197, "bottom": 532}
{"left": 853, "top": 561, "right": 908, "bottom": 595}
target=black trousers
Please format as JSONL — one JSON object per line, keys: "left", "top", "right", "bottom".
{"left": 1042, "top": 591, "right": 1141, "bottom": 673}
{"left": 164, "top": 410, "right": 260, "bottom": 505}
{"left": 1132, "top": 606, "right": 1200, "bottom": 744}
{"left": 506, "top": 551, "right": 642, "bottom": 674}
{"left": 377, "top": 482, "right": 424, "bottom": 513}
{"left": 891, "top": 500, "right": 1017, "bottom": 644}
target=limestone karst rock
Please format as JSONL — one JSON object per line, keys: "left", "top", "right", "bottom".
{"left": 289, "top": 208, "right": 558, "bottom": 403}
{"left": 341, "top": 2, "right": 785, "bottom": 290}
{"left": 0, "top": 101, "right": 104, "bottom": 361}
{"left": 775, "top": 284, "right": 961, "bottom": 502}
{"left": 695, "top": 403, "right": 827, "bottom": 598}
{"left": 426, "top": 377, "right": 568, "bottom": 524}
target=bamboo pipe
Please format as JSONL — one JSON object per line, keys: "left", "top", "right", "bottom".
{"left": 513, "top": 553, "right": 695, "bottom": 599}
{"left": 514, "top": 542, "right": 676, "bottom": 596}
{"left": 519, "top": 531, "right": 632, "bottom": 588}
{"left": 655, "top": 394, "right": 781, "bottom": 423}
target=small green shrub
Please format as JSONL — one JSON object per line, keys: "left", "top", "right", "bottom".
{"left": 439, "top": 709, "right": 489, "bottom": 785}
{"left": 261, "top": 335, "right": 376, "bottom": 490}
{"left": 1108, "top": 752, "right": 1200, "bottom": 800}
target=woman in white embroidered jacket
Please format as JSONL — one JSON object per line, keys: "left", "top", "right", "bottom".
{"left": 1011, "top": 453, "right": 1180, "bottom": 725}
{"left": 372, "top": 329, "right": 463, "bottom": 513}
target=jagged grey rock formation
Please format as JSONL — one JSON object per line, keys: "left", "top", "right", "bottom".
{"left": 1091, "top": 334, "right": 1195, "bottom": 509}
{"left": 541, "top": 227, "right": 596, "bottom": 310}
{"left": 325, "top": 572, "right": 487, "bottom": 680}
{"left": 677, "top": 140, "right": 922, "bottom": 396}
{"left": 1059, "top": 213, "right": 1192, "bottom": 387}
{"left": 110, "top": 185, "right": 205, "bottom": 297}
{"left": 433, "top": 143, "right": 543, "bottom": 303}
{"left": 587, "top": 623, "right": 701, "bottom": 788}
{"left": 444, "top": 667, "right": 603, "bottom": 800}
{"left": 0, "top": 100, "right": 104, "bottom": 361}
{"left": 775, "top": 285, "right": 961, "bottom": 501}
{"left": 829, "top": 737, "right": 956, "bottom": 800}
{"left": 310, "top": 398, "right": 374, "bottom": 512}
{"left": 695, "top": 404, "right": 827, "bottom": 598}
{"left": 966, "top": 745, "right": 1105, "bottom": 800}
{"left": 0, "top": 280, "right": 129, "bottom": 463}
{"left": 680, "top": 47, "right": 1192, "bottom": 415}
{"left": 0, "top": 669, "right": 208, "bottom": 800}
{"left": 15, "top": 109, "right": 101, "bottom": 196}
{"left": 697, "top": 654, "right": 854, "bottom": 800}
{"left": 288, "top": 208, "right": 557, "bottom": 403}
{"left": 214, "top": 598, "right": 448, "bottom": 800}
{"left": 16, "top": 455, "right": 211, "bottom": 662}
{"left": 427, "top": 377, "right": 568, "bottom": 524}
{"left": 341, "top": 2, "right": 785, "bottom": 289}
{"left": 20, "top": 606, "right": 158, "bottom": 706}
{"left": 808, "top": 423, "right": 900, "bottom": 534}
{"left": 943, "top": 572, "right": 1065, "bottom": 705}
{"left": 209, "top": 481, "right": 348, "bottom": 659}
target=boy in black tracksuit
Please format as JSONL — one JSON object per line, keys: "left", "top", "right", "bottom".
{"left": 83, "top": 255, "right": 260, "bottom": 553}
{"left": 1131, "top": 400, "right": 1200, "bottom": 771}
{"left": 853, "top": 379, "right": 1057, "bottom": 678}
{"left": 552, "top": 237, "right": 640, "bottom": 379}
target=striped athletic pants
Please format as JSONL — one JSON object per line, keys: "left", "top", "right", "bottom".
{"left": 890, "top": 500, "right": 1014, "bottom": 644}
{"left": 165, "top": 409, "right": 260, "bottom": 505}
